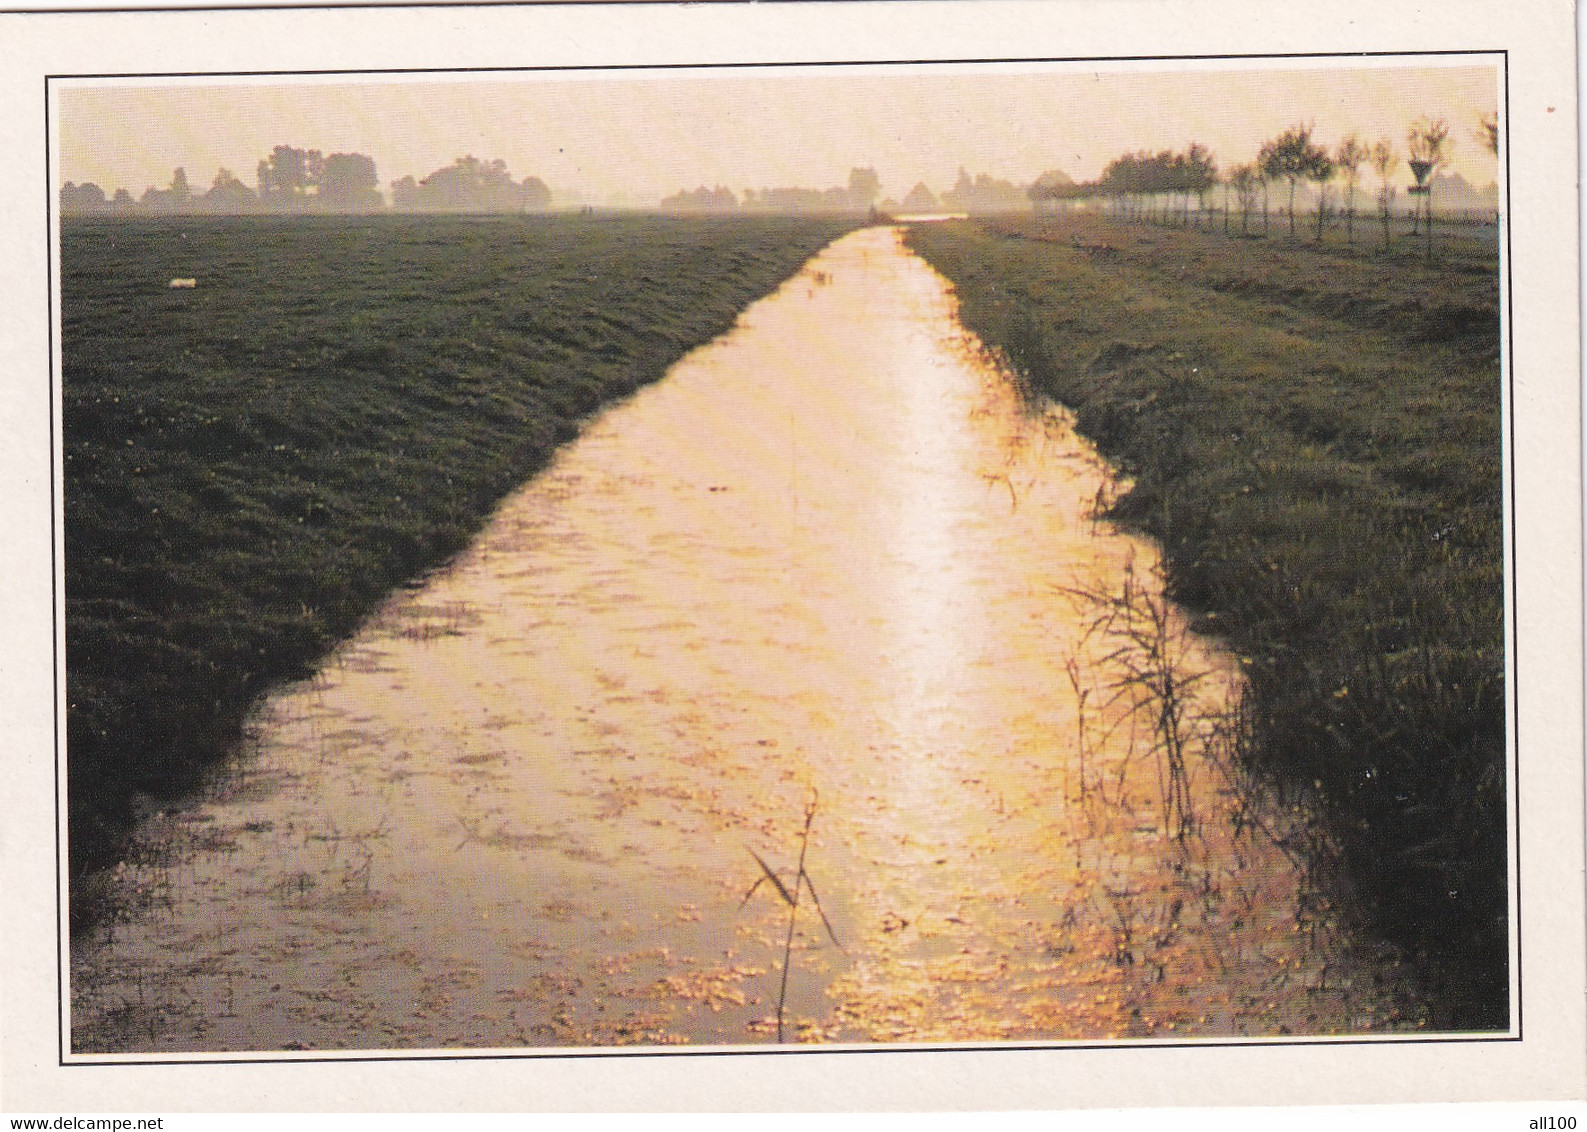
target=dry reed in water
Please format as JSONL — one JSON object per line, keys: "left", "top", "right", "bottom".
{"left": 742, "top": 788, "right": 843, "bottom": 1042}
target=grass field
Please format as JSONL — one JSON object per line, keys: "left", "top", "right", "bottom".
{"left": 907, "top": 212, "right": 1506, "bottom": 1028}
{"left": 62, "top": 213, "right": 858, "bottom": 904}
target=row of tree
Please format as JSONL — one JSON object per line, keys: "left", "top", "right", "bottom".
{"left": 657, "top": 166, "right": 1033, "bottom": 215}
{"left": 660, "top": 168, "right": 883, "bottom": 214}
{"left": 60, "top": 146, "right": 554, "bottom": 216}
{"left": 890, "top": 168, "right": 1030, "bottom": 214}
{"left": 391, "top": 156, "right": 551, "bottom": 213}
{"left": 1033, "top": 114, "right": 1498, "bottom": 252}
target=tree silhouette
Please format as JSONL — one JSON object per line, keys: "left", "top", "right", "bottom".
{"left": 744, "top": 186, "right": 827, "bottom": 212}
{"left": 659, "top": 185, "right": 738, "bottom": 212}
{"left": 1259, "top": 123, "right": 1332, "bottom": 238}
{"left": 1027, "top": 169, "right": 1075, "bottom": 213}
{"left": 1083, "top": 146, "right": 1221, "bottom": 226}
{"left": 136, "top": 168, "right": 194, "bottom": 213}
{"left": 1408, "top": 117, "right": 1451, "bottom": 260}
{"left": 1169, "top": 150, "right": 1188, "bottom": 223}
{"left": 945, "top": 167, "right": 974, "bottom": 210}
{"left": 389, "top": 175, "right": 419, "bottom": 210}
{"left": 940, "top": 168, "right": 1026, "bottom": 214}
{"left": 1334, "top": 135, "right": 1367, "bottom": 244}
{"left": 392, "top": 156, "right": 553, "bottom": 212}
{"left": 1229, "top": 163, "right": 1260, "bottom": 236}
{"left": 60, "top": 182, "right": 108, "bottom": 214}
{"left": 1145, "top": 150, "right": 1175, "bottom": 222}
{"left": 1260, "top": 163, "right": 1270, "bottom": 235}
{"left": 62, "top": 146, "right": 547, "bottom": 214}
{"left": 1306, "top": 152, "right": 1336, "bottom": 242}
{"left": 317, "top": 152, "right": 382, "bottom": 211}
{"left": 1182, "top": 142, "right": 1217, "bottom": 228}
{"left": 521, "top": 176, "right": 551, "bottom": 210}
{"left": 1370, "top": 138, "right": 1399, "bottom": 252}
{"left": 205, "top": 168, "right": 257, "bottom": 212}
{"left": 1095, "top": 153, "right": 1135, "bottom": 219}
{"left": 847, "top": 167, "right": 881, "bottom": 209}
{"left": 257, "top": 145, "right": 321, "bottom": 208}
{"left": 1479, "top": 112, "right": 1499, "bottom": 156}
{"left": 902, "top": 181, "right": 939, "bottom": 212}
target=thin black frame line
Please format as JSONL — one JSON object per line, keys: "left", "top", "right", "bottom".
{"left": 45, "top": 48, "right": 1506, "bottom": 82}
{"left": 47, "top": 73, "right": 66, "bottom": 1071}
{"left": 16, "top": 0, "right": 1177, "bottom": 14}
{"left": 1501, "top": 51, "right": 1521, "bottom": 1040}
{"left": 63, "top": 1028, "right": 1523, "bottom": 1071}
{"left": 49, "top": 48, "right": 1520, "bottom": 1067}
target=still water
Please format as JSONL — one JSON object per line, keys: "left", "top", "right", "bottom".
{"left": 72, "top": 226, "right": 1418, "bottom": 1052}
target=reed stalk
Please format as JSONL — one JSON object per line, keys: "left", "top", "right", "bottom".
{"left": 742, "top": 788, "right": 843, "bottom": 1043}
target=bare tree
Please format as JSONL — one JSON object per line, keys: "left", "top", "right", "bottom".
{"left": 1334, "top": 135, "right": 1368, "bottom": 244}
{"left": 1479, "top": 112, "right": 1499, "bottom": 156}
{"left": 1478, "top": 113, "right": 1500, "bottom": 227}
{"left": 1260, "top": 123, "right": 1332, "bottom": 238}
{"left": 1183, "top": 142, "right": 1217, "bottom": 229}
{"left": 1307, "top": 153, "right": 1336, "bottom": 242}
{"left": 1408, "top": 117, "right": 1452, "bottom": 261}
{"left": 1370, "top": 139, "right": 1398, "bottom": 252}
{"left": 1230, "top": 163, "right": 1260, "bottom": 236}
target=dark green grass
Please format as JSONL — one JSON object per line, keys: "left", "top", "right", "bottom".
{"left": 64, "top": 213, "right": 858, "bottom": 907}
{"left": 908, "top": 213, "right": 1506, "bottom": 1030}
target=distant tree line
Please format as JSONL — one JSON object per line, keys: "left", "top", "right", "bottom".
{"left": 660, "top": 168, "right": 883, "bottom": 215}
{"left": 60, "top": 145, "right": 554, "bottom": 216}
{"left": 1030, "top": 114, "right": 1499, "bottom": 256}
{"left": 658, "top": 166, "right": 1043, "bottom": 216}
{"left": 885, "top": 167, "right": 1029, "bottom": 214}
{"left": 391, "top": 156, "right": 550, "bottom": 213}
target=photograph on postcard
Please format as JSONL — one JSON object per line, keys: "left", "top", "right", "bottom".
{"left": 55, "top": 56, "right": 1511, "bottom": 1056}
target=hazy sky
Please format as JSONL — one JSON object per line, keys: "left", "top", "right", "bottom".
{"left": 57, "top": 59, "right": 1501, "bottom": 204}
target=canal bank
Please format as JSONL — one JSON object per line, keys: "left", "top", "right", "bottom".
{"left": 906, "top": 214, "right": 1508, "bottom": 1031}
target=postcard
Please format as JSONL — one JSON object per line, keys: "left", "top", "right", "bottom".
{"left": 0, "top": 0, "right": 1581, "bottom": 1113}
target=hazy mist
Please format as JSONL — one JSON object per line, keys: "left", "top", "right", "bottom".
{"left": 58, "top": 61, "right": 1500, "bottom": 210}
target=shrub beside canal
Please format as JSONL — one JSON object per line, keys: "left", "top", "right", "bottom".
{"left": 907, "top": 214, "right": 1506, "bottom": 1029}
{"left": 64, "top": 213, "right": 858, "bottom": 901}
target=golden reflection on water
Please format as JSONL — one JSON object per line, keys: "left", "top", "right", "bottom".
{"left": 71, "top": 227, "right": 1419, "bottom": 1053}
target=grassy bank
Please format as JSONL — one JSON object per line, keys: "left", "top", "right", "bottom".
{"left": 64, "top": 213, "right": 858, "bottom": 901}
{"left": 907, "top": 213, "right": 1505, "bottom": 1028}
